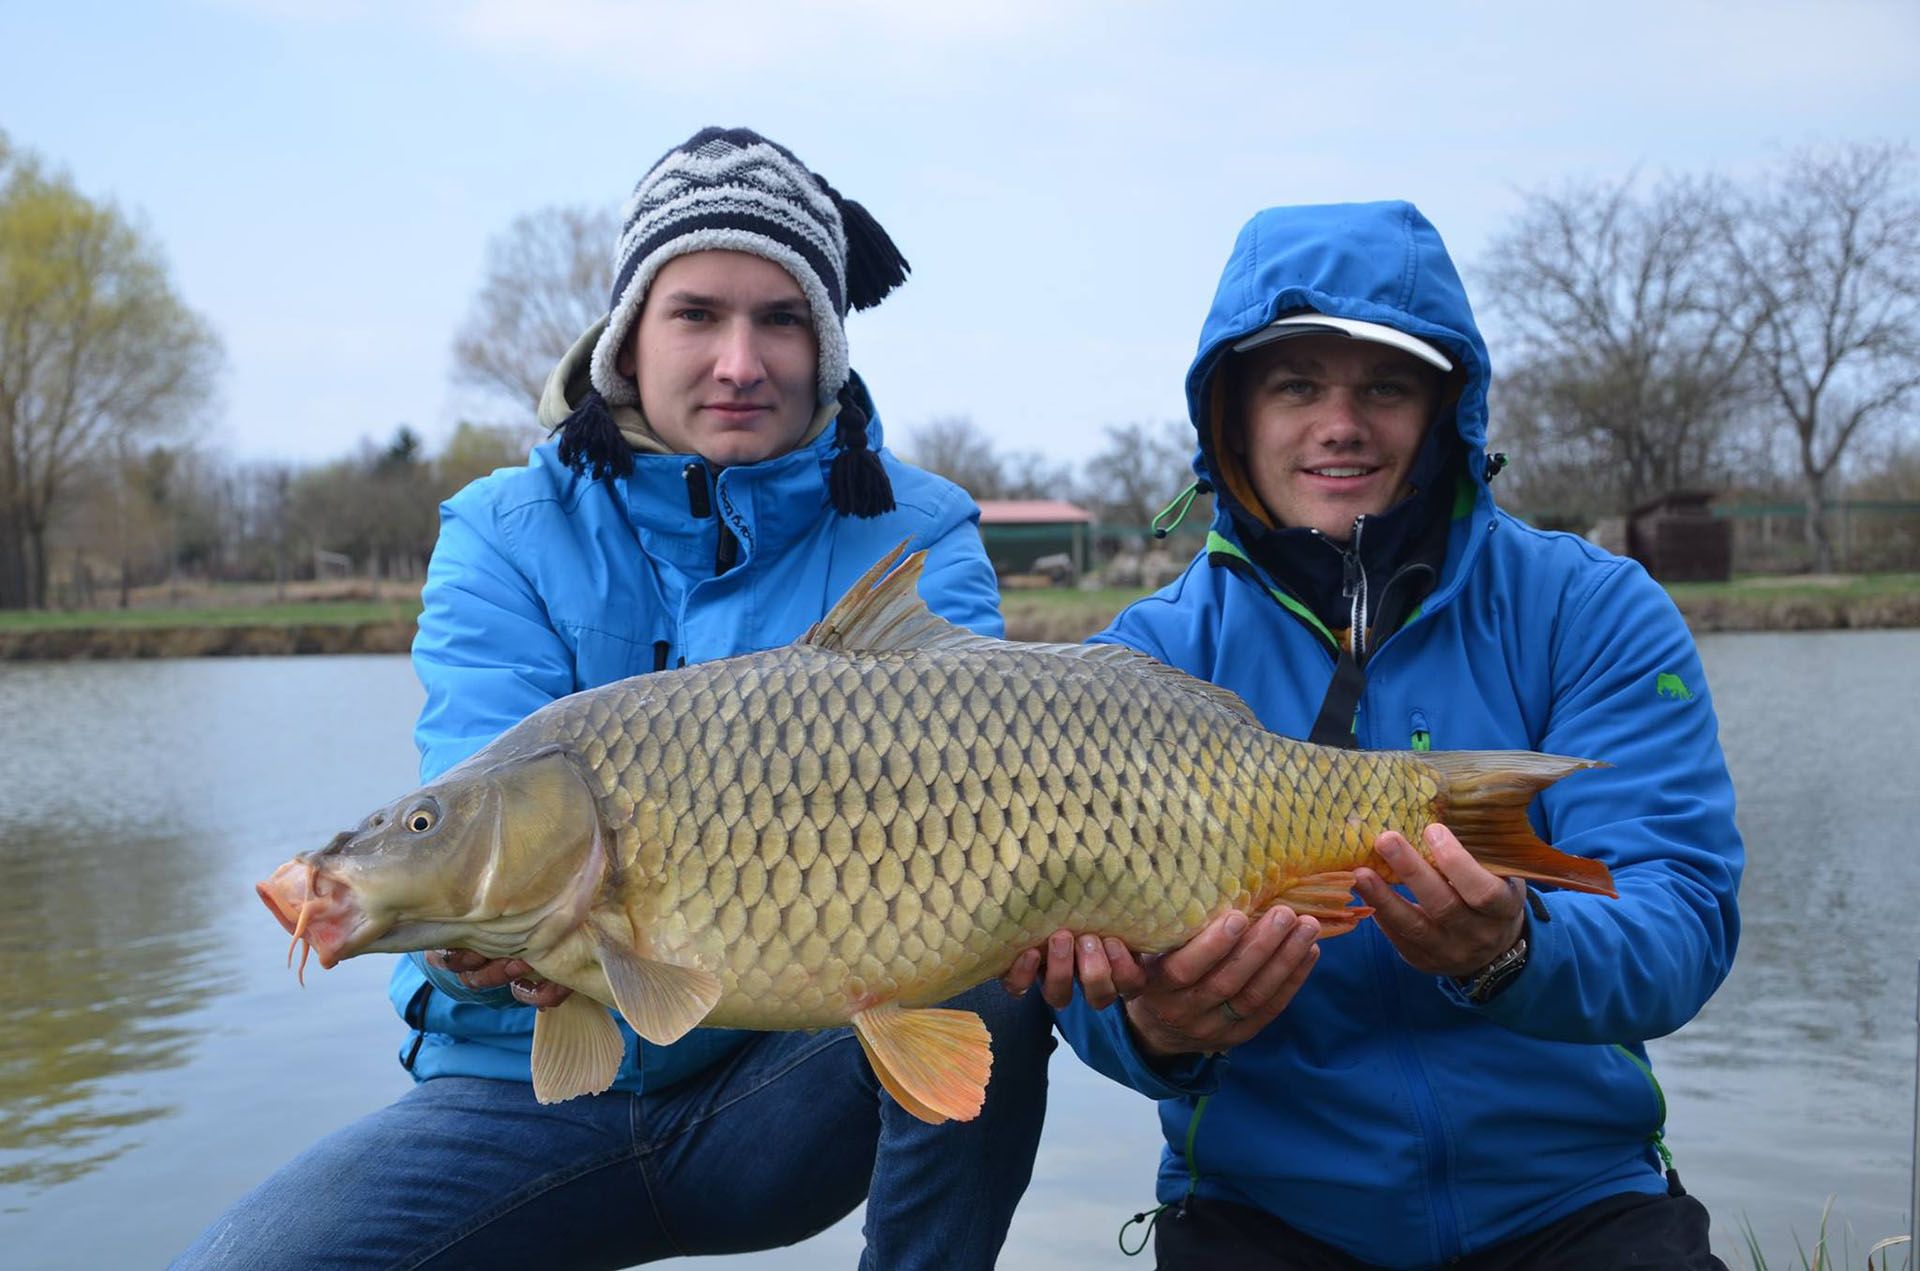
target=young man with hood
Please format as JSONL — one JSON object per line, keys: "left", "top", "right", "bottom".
{"left": 176, "top": 127, "right": 1054, "bottom": 1271}
{"left": 1021, "top": 201, "right": 1743, "bottom": 1269}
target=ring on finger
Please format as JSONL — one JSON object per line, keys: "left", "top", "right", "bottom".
{"left": 1219, "top": 999, "right": 1246, "bottom": 1024}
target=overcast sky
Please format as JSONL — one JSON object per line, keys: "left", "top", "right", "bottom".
{"left": 4, "top": 0, "right": 1916, "bottom": 469}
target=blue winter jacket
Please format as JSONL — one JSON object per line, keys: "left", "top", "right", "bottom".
{"left": 1053, "top": 202, "right": 1744, "bottom": 1268}
{"left": 387, "top": 338, "right": 1002, "bottom": 1094}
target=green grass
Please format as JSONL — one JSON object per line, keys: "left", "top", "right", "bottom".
{"left": 1666, "top": 573, "right": 1920, "bottom": 603}
{"left": 1737, "top": 1200, "right": 1912, "bottom": 1270}
{"left": 0, "top": 601, "right": 419, "bottom": 632}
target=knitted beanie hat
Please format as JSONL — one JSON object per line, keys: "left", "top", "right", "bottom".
{"left": 557, "top": 126, "right": 908, "bottom": 517}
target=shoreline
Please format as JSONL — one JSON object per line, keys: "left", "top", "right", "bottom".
{"left": 2, "top": 592, "right": 1918, "bottom": 661}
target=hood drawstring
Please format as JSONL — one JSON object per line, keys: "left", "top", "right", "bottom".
{"left": 1484, "top": 451, "right": 1508, "bottom": 482}
{"left": 1152, "top": 479, "right": 1213, "bottom": 539}
{"left": 554, "top": 388, "right": 633, "bottom": 489}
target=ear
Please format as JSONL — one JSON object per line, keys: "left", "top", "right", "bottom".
{"left": 616, "top": 333, "right": 637, "bottom": 380}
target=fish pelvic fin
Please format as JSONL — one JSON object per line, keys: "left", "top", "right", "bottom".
{"left": 530, "top": 994, "right": 625, "bottom": 1104}
{"left": 591, "top": 930, "right": 722, "bottom": 1045}
{"left": 1418, "top": 750, "right": 1618, "bottom": 898}
{"left": 1259, "top": 872, "right": 1372, "bottom": 937}
{"left": 851, "top": 1002, "right": 993, "bottom": 1125}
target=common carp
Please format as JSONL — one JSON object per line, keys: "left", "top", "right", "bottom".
{"left": 257, "top": 544, "right": 1615, "bottom": 1124}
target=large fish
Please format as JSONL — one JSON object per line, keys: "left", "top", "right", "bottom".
{"left": 258, "top": 545, "right": 1615, "bottom": 1123}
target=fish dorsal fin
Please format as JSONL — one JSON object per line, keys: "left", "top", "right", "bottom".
{"left": 530, "top": 993, "right": 625, "bottom": 1104}
{"left": 590, "top": 929, "right": 722, "bottom": 1046}
{"left": 803, "top": 542, "right": 988, "bottom": 655}
{"left": 803, "top": 541, "right": 1264, "bottom": 727}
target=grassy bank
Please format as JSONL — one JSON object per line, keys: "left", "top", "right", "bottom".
{"left": 1005, "top": 572, "right": 1920, "bottom": 644}
{"left": 2, "top": 574, "right": 1917, "bottom": 659}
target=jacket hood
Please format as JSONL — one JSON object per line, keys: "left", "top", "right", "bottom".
{"left": 1185, "top": 201, "right": 1493, "bottom": 514}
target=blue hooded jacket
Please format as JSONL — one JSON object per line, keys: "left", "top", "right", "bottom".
{"left": 1053, "top": 202, "right": 1743, "bottom": 1267}
{"left": 387, "top": 330, "right": 1001, "bottom": 1095}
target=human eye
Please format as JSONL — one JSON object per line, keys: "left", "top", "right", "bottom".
{"left": 1270, "top": 376, "right": 1315, "bottom": 398}
{"left": 672, "top": 307, "right": 712, "bottom": 323}
{"left": 764, "top": 309, "right": 807, "bottom": 328}
{"left": 1368, "top": 378, "right": 1412, "bottom": 399}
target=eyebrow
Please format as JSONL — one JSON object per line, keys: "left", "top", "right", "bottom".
{"left": 659, "top": 290, "right": 809, "bottom": 314}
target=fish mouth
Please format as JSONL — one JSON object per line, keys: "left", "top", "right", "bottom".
{"left": 257, "top": 859, "right": 368, "bottom": 981}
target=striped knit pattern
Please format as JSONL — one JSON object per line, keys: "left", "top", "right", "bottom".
{"left": 591, "top": 129, "right": 851, "bottom": 407}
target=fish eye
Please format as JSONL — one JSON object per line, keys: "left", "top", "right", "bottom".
{"left": 404, "top": 801, "right": 439, "bottom": 833}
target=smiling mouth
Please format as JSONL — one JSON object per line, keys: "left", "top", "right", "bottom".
{"left": 1305, "top": 465, "right": 1378, "bottom": 479}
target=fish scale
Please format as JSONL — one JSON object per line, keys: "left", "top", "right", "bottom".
{"left": 258, "top": 544, "right": 1617, "bottom": 1123}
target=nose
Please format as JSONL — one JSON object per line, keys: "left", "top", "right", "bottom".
{"left": 1315, "top": 388, "right": 1368, "bottom": 444}
{"left": 713, "top": 321, "right": 766, "bottom": 390}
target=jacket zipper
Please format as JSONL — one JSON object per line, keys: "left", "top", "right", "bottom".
{"left": 682, "top": 459, "right": 738, "bottom": 577}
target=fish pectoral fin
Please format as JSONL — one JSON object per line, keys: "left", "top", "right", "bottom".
{"left": 850, "top": 1002, "right": 993, "bottom": 1126}
{"left": 1268, "top": 872, "right": 1372, "bottom": 938}
{"left": 530, "top": 994, "right": 625, "bottom": 1104}
{"left": 592, "top": 933, "right": 721, "bottom": 1046}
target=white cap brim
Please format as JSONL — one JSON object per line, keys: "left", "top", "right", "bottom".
{"left": 1231, "top": 314, "right": 1453, "bottom": 373}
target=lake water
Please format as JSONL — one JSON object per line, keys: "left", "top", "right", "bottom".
{"left": 0, "top": 632, "right": 1914, "bottom": 1269}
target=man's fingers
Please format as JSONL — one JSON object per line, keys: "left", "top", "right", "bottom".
{"left": 510, "top": 978, "right": 571, "bottom": 1009}
{"left": 1421, "top": 824, "right": 1512, "bottom": 912}
{"left": 1150, "top": 910, "right": 1249, "bottom": 991}
{"left": 1234, "top": 914, "right": 1321, "bottom": 1017}
{"left": 1073, "top": 934, "right": 1121, "bottom": 1010}
{"left": 1104, "top": 938, "right": 1150, "bottom": 999}
{"left": 1040, "top": 930, "right": 1077, "bottom": 1011}
{"left": 1000, "top": 947, "right": 1042, "bottom": 998}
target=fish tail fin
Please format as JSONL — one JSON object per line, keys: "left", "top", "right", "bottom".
{"left": 1419, "top": 750, "right": 1618, "bottom": 898}
{"left": 851, "top": 1002, "right": 992, "bottom": 1125}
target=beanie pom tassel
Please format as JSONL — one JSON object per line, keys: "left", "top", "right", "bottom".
{"left": 553, "top": 389, "right": 634, "bottom": 486}
{"left": 829, "top": 377, "right": 894, "bottom": 517}
{"left": 819, "top": 183, "right": 909, "bottom": 312}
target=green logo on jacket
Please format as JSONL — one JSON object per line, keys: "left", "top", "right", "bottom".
{"left": 1655, "top": 672, "right": 1693, "bottom": 702}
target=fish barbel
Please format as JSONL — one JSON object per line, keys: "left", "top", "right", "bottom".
{"left": 257, "top": 545, "right": 1615, "bottom": 1123}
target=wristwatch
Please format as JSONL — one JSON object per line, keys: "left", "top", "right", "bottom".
{"left": 1457, "top": 934, "right": 1529, "bottom": 1004}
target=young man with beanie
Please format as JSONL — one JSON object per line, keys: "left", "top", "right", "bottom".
{"left": 1013, "top": 201, "right": 1743, "bottom": 1269}
{"left": 176, "top": 127, "right": 1054, "bottom": 1271}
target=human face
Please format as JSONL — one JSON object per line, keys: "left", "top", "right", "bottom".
{"left": 619, "top": 250, "right": 819, "bottom": 466}
{"left": 1231, "top": 333, "right": 1441, "bottom": 541}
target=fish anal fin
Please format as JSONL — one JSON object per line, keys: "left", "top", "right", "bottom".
{"left": 850, "top": 1002, "right": 992, "bottom": 1125}
{"left": 1261, "top": 872, "right": 1371, "bottom": 937}
{"left": 1419, "top": 750, "right": 1619, "bottom": 898}
{"left": 530, "top": 994, "right": 625, "bottom": 1104}
{"left": 592, "top": 931, "right": 722, "bottom": 1045}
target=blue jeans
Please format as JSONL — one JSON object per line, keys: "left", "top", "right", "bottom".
{"left": 173, "top": 983, "right": 1054, "bottom": 1270}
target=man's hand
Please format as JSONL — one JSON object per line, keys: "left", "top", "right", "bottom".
{"left": 1001, "top": 907, "right": 1321, "bottom": 1060}
{"left": 424, "top": 950, "right": 572, "bottom": 1009}
{"left": 1352, "top": 824, "right": 1526, "bottom": 980}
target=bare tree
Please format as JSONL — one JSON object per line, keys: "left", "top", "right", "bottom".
{"left": 0, "top": 135, "right": 221, "bottom": 608}
{"left": 898, "top": 415, "right": 1077, "bottom": 503}
{"left": 1728, "top": 142, "right": 1920, "bottom": 573}
{"left": 1081, "top": 420, "right": 1200, "bottom": 531}
{"left": 452, "top": 205, "right": 617, "bottom": 413}
{"left": 1479, "top": 173, "right": 1761, "bottom": 517}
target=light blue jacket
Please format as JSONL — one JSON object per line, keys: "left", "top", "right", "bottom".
{"left": 1053, "top": 202, "right": 1744, "bottom": 1267}
{"left": 388, "top": 358, "right": 1001, "bottom": 1093}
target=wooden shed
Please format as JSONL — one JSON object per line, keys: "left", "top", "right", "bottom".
{"left": 976, "top": 499, "right": 1093, "bottom": 584}
{"left": 1626, "top": 490, "right": 1732, "bottom": 583}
